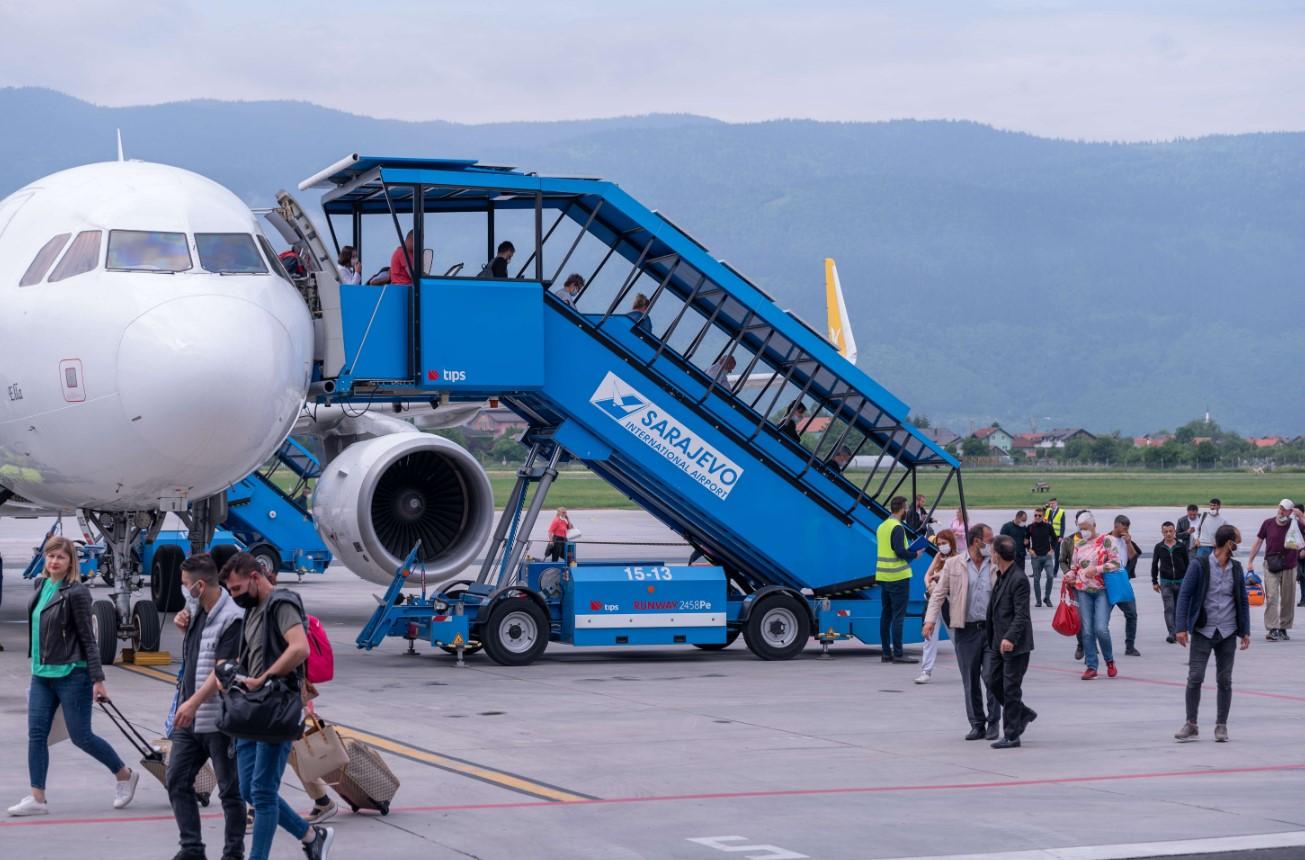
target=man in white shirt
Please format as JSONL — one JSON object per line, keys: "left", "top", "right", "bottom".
{"left": 1194, "top": 498, "right": 1227, "bottom": 558}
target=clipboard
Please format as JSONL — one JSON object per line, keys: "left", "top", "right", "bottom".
{"left": 908, "top": 535, "right": 932, "bottom": 554}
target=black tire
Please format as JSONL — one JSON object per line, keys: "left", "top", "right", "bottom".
{"left": 481, "top": 596, "right": 549, "bottom": 666}
{"left": 91, "top": 599, "right": 119, "bottom": 666}
{"left": 249, "top": 544, "right": 281, "bottom": 578}
{"left": 378, "top": 801, "right": 390, "bottom": 816}
{"left": 150, "top": 545, "right": 186, "bottom": 613}
{"left": 693, "top": 629, "right": 741, "bottom": 651}
{"left": 742, "top": 593, "right": 811, "bottom": 661}
{"left": 132, "top": 600, "right": 161, "bottom": 651}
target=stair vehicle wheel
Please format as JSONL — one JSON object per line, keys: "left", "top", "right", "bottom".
{"left": 150, "top": 545, "right": 186, "bottom": 613}
{"left": 437, "top": 580, "right": 484, "bottom": 656}
{"left": 90, "top": 599, "right": 119, "bottom": 666}
{"left": 693, "top": 629, "right": 741, "bottom": 651}
{"left": 132, "top": 600, "right": 162, "bottom": 652}
{"left": 482, "top": 597, "right": 549, "bottom": 666}
{"left": 249, "top": 544, "right": 280, "bottom": 578}
{"left": 743, "top": 593, "right": 810, "bottom": 661}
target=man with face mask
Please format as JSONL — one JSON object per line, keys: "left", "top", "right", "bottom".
{"left": 167, "top": 553, "right": 246, "bottom": 860}
{"left": 985, "top": 535, "right": 1036, "bottom": 748}
{"left": 1245, "top": 500, "right": 1305, "bottom": 641}
{"left": 1194, "top": 498, "right": 1226, "bottom": 559}
{"left": 923, "top": 524, "right": 1001, "bottom": 741}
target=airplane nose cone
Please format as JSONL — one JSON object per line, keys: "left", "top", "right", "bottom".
{"left": 118, "top": 295, "right": 308, "bottom": 490}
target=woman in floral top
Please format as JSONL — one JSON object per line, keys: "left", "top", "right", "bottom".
{"left": 1064, "top": 511, "right": 1123, "bottom": 680}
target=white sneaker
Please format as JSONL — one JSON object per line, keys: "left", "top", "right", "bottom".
{"left": 113, "top": 769, "right": 139, "bottom": 809}
{"left": 914, "top": 671, "right": 932, "bottom": 684}
{"left": 7, "top": 795, "right": 48, "bottom": 817}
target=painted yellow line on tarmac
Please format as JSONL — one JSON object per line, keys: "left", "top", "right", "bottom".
{"left": 114, "top": 662, "right": 593, "bottom": 802}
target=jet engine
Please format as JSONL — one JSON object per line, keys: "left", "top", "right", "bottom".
{"left": 312, "top": 433, "right": 495, "bottom": 586}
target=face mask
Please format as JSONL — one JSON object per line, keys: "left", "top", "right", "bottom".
{"left": 1079, "top": 528, "right": 1092, "bottom": 539}
{"left": 937, "top": 543, "right": 952, "bottom": 556}
{"left": 232, "top": 590, "right": 259, "bottom": 610}
{"left": 979, "top": 545, "right": 992, "bottom": 559}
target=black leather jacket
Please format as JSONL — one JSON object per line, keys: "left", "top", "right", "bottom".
{"left": 27, "top": 578, "right": 105, "bottom": 682}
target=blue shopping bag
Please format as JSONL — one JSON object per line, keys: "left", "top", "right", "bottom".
{"left": 1104, "top": 568, "right": 1135, "bottom": 606}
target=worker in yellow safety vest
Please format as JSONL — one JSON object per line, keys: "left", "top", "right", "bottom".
{"left": 1045, "top": 498, "right": 1066, "bottom": 572}
{"left": 876, "top": 496, "right": 920, "bottom": 663}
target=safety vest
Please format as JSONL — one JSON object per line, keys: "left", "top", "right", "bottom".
{"left": 875, "top": 517, "right": 912, "bottom": 582}
{"left": 1046, "top": 506, "right": 1066, "bottom": 538}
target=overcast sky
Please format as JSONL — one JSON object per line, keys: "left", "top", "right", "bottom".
{"left": 1, "top": 0, "right": 1302, "bottom": 141}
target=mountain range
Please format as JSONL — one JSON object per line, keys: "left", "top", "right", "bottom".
{"left": 2, "top": 87, "right": 1302, "bottom": 435}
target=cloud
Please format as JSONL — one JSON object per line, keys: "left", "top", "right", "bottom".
{"left": 0, "top": 0, "right": 1302, "bottom": 140}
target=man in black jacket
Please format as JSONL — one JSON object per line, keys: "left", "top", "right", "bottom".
{"left": 985, "top": 535, "right": 1036, "bottom": 749}
{"left": 1152, "top": 521, "right": 1190, "bottom": 644}
{"left": 1174, "top": 525, "right": 1250, "bottom": 743}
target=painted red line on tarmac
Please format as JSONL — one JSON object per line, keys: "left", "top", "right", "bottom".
{"left": 6, "top": 763, "right": 1302, "bottom": 827}
{"left": 1030, "top": 664, "right": 1305, "bottom": 702}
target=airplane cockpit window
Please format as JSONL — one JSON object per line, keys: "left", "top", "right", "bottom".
{"left": 257, "top": 234, "right": 293, "bottom": 282}
{"left": 48, "top": 230, "right": 102, "bottom": 282}
{"left": 106, "top": 230, "right": 192, "bottom": 272}
{"left": 19, "top": 233, "right": 70, "bottom": 286}
{"left": 196, "top": 233, "right": 268, "bottom": 274}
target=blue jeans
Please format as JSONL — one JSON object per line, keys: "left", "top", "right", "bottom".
{"left": 1077, "top": 589, "right": 1114, "bottom": 670}
{"left": 879, "top": 578, "right": 911, "bottom": 658}
{"left": 1030, "top": 554, "right": 1055, "bottom": 604}
{"left": 27, "top": 668, "right": 126, "bottom": 791}
{"left": 235, "top": 738, "right": 308, "bottom": 860}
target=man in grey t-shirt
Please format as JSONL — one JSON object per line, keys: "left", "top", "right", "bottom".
{"left": 1193, "top": 498, "right": 1226, "bottom": 558}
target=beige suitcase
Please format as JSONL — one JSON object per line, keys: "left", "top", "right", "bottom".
{"left": 328, "top": 738, "right": 399, "bottom": 815}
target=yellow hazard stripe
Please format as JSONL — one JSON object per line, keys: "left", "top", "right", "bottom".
{"left": 115, "top": 662, "right": 589, "bottom": 802}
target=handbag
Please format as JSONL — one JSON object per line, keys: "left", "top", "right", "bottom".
{"left": 1265, "top": 552, "right": 1289, "bottom": 573}
{"left": 217, "top": 595, "right": 305, "bottom": 743}
{"left": 1104, "top": 568, "right": 1135, "bottom": 605}
{"left": 1052, "top": 581, "right": 1080, "bottom": 637}
{"left": 1285, "top": 518, "right": 1304, "bottom": 550}
{"left": 565, "top": 527, "right": 582, "bottom": 541}
{"left": 290, "top": 713, "right": 350, "bottom": 783}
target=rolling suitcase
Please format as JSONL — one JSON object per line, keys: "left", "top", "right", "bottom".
{"left": 99, "top": 701, "right": 218, "bottom": 805}
{"left": 328, "top": 738, "right": 399, "bottom": 815}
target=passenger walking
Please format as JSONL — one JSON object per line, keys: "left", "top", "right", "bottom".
{"left": 985, "top": 535, "right": 1036, "bottom": 749}
{"left": 546, "top": 508, "right": 573, "bottom": 562}
{"left": 999, "top": 511, "right": 1030, "bottom": 576}
{"left": 1045, "top": 498, "right": 1067, "bottom": 572}
{"left": 922, "top": 524, "right": 1001, "bottom": 741}
{"left": 1176, "top": 504, "right": 1201, "bottom": 553}
{"left": 335, "top": 246, "right": 361, "bottom": 285}
{"left": 630, "top": 292, "right": 652, "bottom": 332}
{"left": 1174, "top": 525, "right": 1250, "bottom": 743}
{"left": 1245, "top": 499, "right": 1304, "bottom": 641}
{"left": 904, "top": 494, "right": 935, "bottom": 536}
{"left": 949, "top": 508, "right": 967, "bottom": 544}
{"left": 8, "top": 536, "right": 139, "bottom": 817}
{"left": 825, "top": 445, "right": 852, "bottom": 474}
{"left": 167, "top": 553, "right": 246, "bottom": 860}
{"left": 559, "top": 273, "right": 584, "bottom": 306}
{"left": 707, "top": 353, "right": 737, "bottom": 385}
{"left": 1152, "top": 521, "right": 1191, "bottom": 644}
{"left": 1064, "top": 512, "right": 1123, "bottom": 679}
{"left": 219, "top": 552, "right": 334, "bottom": 860}
{"left": 1110, "top": 515, "right": 1141, "bottom": 657}
{"left": 778, "top": 400, "right": 807, "bottom": 442}
{"left": 915, "top": 529, "right": 960, "bottom": 684}
{"left": 481, "top": 240, "right": 515, "bottom": 279}
{"left": 1027, "top": 508, "right": 1058, "bottom": 607}
{"left": 876, "top": 496, "right": 919, "bottom": 664}
{"left": 1193, "top": 498, "right": 1226, "bottom": 558}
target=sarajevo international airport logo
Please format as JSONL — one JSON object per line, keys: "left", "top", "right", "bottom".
{"left": 589, "top": 371, "right": 743, "bottom": 501}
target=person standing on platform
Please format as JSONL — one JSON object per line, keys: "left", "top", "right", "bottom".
{"left": 481, "top": 240, "right": 515, "bottom": 278}
{"left": 915, "top": 528, "right": 960, "bottom": 685}
{"left": 923, "top": 523, "right": 1001, "bottom": 741}
{"left": 545, "top": 508, "right": 573, "bottom": 563}
{"left": 1174, "top": 525, "right": 1250, "bottom": 743}
{"left": 1027, "top": 508, "right": 1058, "bottom": 607}
{"left": 985, "top": 535, "right": 1036, "bottom": 749}
{"left": 1246, "top": 500, "right": 1304, "bottom": 641}
{"left": 388, "top": 230, "right": 414, "bottom": 286}
{"left": 1152, "top": 521, "right": 1191, "bottom": 644}
{"left": 876, "top": 496, "right": 919, "bottom": 664}
{"left": 1194, "top": 498, "right": 1227, "bottom": 558}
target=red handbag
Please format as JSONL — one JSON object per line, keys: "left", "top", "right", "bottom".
{"left": 1052, "top": 581, "right": 1081, "bottom": 637}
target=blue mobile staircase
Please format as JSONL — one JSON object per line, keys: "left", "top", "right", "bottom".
{"left": 303, "top": 155, "right": 965, "bottom": 662}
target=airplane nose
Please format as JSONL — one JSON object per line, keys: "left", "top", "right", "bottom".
{"left": 117, "top": 295, "right": 308, "bottom": 485}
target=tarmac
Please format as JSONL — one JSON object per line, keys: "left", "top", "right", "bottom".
{"left": 1, "top": 507, "right": 1303, "bottom": 860}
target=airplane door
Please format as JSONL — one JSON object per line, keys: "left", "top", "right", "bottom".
{"left": 265, "top": 192, "right": 345, "bottom": 378}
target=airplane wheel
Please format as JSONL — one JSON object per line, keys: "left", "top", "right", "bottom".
{"left": 151, "top": 545, "right": 186, "bottom": 613}
{"left": 133, "top": 600, "right": 161, "bottom": 652}
{"left": 693, "top": 629, "right": 741, "bottom": 651}
{"left": 482, "top": 597, "right": 549, "bottom": 666}
{"left": 91, "top": 599, "right": 119, "bottom": 666}
{"left": 743, "top": 593, "right": 810, "bottom": 661}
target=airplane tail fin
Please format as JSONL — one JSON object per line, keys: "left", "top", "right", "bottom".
{"left": 824, "top": 258, "right": 857, "bottom": 364}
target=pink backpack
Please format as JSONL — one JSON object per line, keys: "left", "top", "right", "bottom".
{"left": 305, "top": 614, "right": 334, "bottom": 683}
